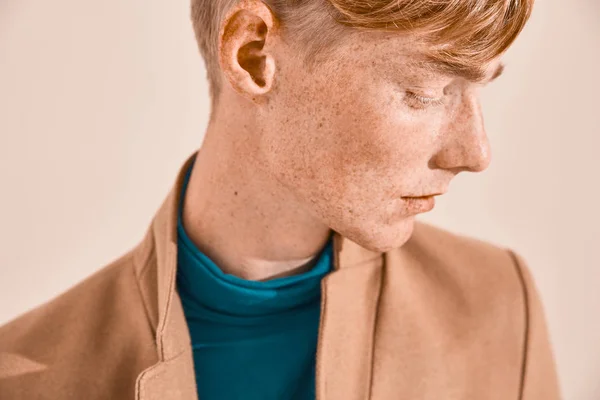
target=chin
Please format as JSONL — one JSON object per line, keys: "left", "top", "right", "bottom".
{"left": 344, "top": 216, "right": 416, "bottom": 253}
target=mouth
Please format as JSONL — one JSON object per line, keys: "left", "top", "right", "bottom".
{"left": 404, "top": 192, "right": 445, "bottom": 198}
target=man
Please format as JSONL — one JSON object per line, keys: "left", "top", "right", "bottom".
{"left": 0, "top": 0, "right": 561, "bottom": 398}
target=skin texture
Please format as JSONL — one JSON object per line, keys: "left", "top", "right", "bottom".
{"left": 182, "top": 0, "right": 503, "bottom": 281}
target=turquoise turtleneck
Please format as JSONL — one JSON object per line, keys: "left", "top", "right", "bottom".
{"left": 176, "top": 159, "right": 333, "bottom": 400}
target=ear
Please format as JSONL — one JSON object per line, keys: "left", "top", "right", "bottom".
{"left": 218, "top": 0, "right": 278, "bottom": 102}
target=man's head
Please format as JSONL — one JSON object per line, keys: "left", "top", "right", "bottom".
{"left": 189, "top": 0, "right": 533, "bottom": 252}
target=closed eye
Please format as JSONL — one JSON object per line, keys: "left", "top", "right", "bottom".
{"left": 404, "top": 91, "right": 445, "bottom": 109}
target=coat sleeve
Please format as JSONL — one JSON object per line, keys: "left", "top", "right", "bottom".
{"left": 508, "top": 249, "right": 562, "bottom": 400}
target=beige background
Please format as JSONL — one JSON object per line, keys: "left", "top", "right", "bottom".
{"left": 1, "top": 0, "right": 598, "bottom": 398}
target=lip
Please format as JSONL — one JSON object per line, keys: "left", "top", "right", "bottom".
{"left": 402, "top": 195, "right": 436, "bottom": 213}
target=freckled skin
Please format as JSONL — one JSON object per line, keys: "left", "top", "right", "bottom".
{"left": 182, "top": 0, "right": 499, "bottom": 281}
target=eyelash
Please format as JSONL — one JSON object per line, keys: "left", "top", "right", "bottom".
{"left": 404, "top": 91, "right": 445, "bottom": 110}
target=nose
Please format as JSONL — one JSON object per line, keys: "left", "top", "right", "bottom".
{"left": 431, "top": 93, "right": 492, "bottom": 174}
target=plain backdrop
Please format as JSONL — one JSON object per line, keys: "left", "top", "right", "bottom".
{"left": 1, "top": 0, "right": 599, "bottom": 398}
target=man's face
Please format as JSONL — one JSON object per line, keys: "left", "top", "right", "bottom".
{"left": 253, "top": 31, "right": 501, "bottom": 252}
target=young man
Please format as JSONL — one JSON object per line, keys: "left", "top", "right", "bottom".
{"left": 0, "top": 0, "right": 561, "bottom": 399}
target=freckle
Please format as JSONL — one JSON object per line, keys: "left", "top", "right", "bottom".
{"left": 318, "top": 122, "right": 323, "bottom": 128}
{"left": 234, "top": 191, "right": 238, "bottom": 196}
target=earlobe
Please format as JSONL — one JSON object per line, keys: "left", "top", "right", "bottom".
{"left": 218, "top": 0, "right": 277, "bottom": 101}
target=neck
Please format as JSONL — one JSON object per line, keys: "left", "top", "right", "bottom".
{"left": 181, "top": 114, "right": 332, "bottom": 281}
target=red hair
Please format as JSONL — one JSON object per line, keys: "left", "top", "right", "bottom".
{"left": 191, "top": 0, "right": 533, "bottom": 114}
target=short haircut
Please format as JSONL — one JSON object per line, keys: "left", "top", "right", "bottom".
{"left": 190, "top": 0, "right": 533, "bottom": 118}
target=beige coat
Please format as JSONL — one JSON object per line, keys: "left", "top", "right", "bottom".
{"left": 0, "top": 152, "right": 561, "bottom": 399}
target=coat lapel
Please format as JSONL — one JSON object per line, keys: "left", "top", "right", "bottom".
{"left": 135, "top": 153, "right": 199, "bottom": 400}
{"left": 134, "top": 294, "right": 197, "bottom": 400}
{"left": 315, "top": 233, "right": 384, "bottom": 400}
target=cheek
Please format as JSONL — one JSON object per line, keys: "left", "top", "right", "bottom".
{"left": 327, "top": 89, "right": 433, "bottom": 185}
{"left": 312, "top": 91, "right": 445, "bottom": 223}
{"left": 261, "top": 69, "right": 437, "bottom": 213}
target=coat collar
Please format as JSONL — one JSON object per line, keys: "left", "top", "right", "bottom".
{"left": 135, "top": 150, "right": 384, "bottom": 399}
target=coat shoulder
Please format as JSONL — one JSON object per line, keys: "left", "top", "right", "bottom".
{"left": 371, "top": 223, "right": 560, "bottom": 399}
{"left": 391, "top": 221, "right": 561, "bottom": 398}
{"left": 409, "top": 220, "right": 515, "bottom": 262}
{"left": 0, "top": 247, "right": 158, "bottom": 399}
{"left": 406, "top": 220, "right": 524, "bottom": 287}
{"left": 393, "top": 221, "right": 530, "bottom": 331}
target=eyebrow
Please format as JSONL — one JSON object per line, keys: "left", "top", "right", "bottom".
{"left": 407, "top": 60, "right": 506, "bottom": 84}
